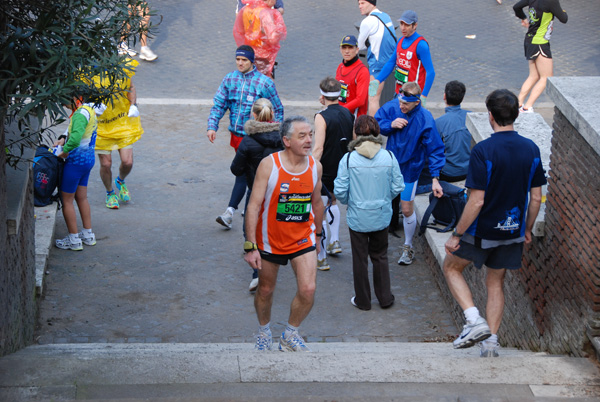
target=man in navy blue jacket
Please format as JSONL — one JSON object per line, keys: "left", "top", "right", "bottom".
{"left": 443, "top": 89, "right": 546, "bottom": 357}
{"left": 375, "top": 81, "right": 445, "bottom": 265}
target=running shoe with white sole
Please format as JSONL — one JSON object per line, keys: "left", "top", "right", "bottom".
{"left": 279, "top": 332, "right": 310, "bottom": 352}
{"left": 78, "top": 231, "right": 96, "bottom": 246}
{"left": 453, "top": 316, "right": 492, "bottom": 349}
{"left": 249, "top": 277, "right": 259, "bottom": 292}
{"left": 139, "top": 46, "right": 158, "bottom": 61}
{"left": 317, "top": 257, "right": 330, "bottom": 271}
{"left": 480, "top": 341, "right": 500, "bottom": 357}
{"left": 55, "top": 236, "right": 83, "bottom": 251}
{"left": 397, "top": 245, "right": 415, "bottom": 265}
{"left": 115, "top": 179, "right": 130, "bottom": 203}
{"left": 255, "top": 331, "right": 272, "bottom": 351}
{"left": 327, "top": 240, "right": 342, "bottom": 255}
{"left": 118, "top": 42, "right": 137, "bottom": 57}
{"left": 216, "top": 207, "right": 234, "bottom": 229}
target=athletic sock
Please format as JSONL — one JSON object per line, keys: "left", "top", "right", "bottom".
{"left": 483, "top": 334, "right": 498, "bottom": 346}
{"left": 464, "top": 306, "right": 481, "bottom": 324}
{"left": 69, "top": 233, "right": 79, "bottom": 243}
{"left": 283, "top": 323, "right": 299, "bottom": 339}
{"left": 107, "top": 190, "right": 115, "bottom": 195}
{"left": 403, "top": 211, "right": 417, "bottom": 247}
{"left": 116, "top": 176, "right": 125, "bottom": 184}
{"left": 82, "top": 228, "right": 93, "bottom": 236}
{"left": 329, "top": 204, "right": 340, "bottom": 243}
{"left": 226, "top": 206, "right": 235, "bottom": 215}
{"left": 259, "top": 323, "right": 271, "bottom": 335}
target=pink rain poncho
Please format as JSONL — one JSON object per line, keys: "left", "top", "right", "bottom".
{"left": 233, "top": 0, "right": 287, "bottom": 77}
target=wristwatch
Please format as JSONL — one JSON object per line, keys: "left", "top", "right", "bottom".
{"left": 451, "top": 229, "right": 463, "bottom": 238}
{"left": 244, "top": 241, "right": 258, "bottom": 253}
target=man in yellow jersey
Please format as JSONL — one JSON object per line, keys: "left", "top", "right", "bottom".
{"left": 244, "top": 116, "right": 324, "bottom": 352}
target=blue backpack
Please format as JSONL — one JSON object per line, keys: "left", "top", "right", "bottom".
{"left": 33, "top": 146, "right": 63, "bottom": 207}
{"left": 419, "top": 181, "right": 467, "bottom": 234}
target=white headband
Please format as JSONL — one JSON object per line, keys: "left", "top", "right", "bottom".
{"left": 320, "top": 89, "right": 341, "bottom": 97}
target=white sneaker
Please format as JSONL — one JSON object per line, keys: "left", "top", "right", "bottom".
{"left": 118, "top": 41, "right": 137, "bottom": 57}
{"left": 216, "top": 207, "right": 234, "bottom": 229}
{"left": 397, "top": 245, "right": 415, "bottom": 265}
{"left": 327, "top": 240, "right": 342, "bottom": 255}
{"left": 519, "top": 106, "right": 534, "bottom": 114}
{"left": 139, "top": 46, "right": 158, "bottom": 61}
{"left": 453, "top": 317, "right": 492, "bottom": 349}
{"left": 249, "top": 277, "right": 259, "bottom": 292}
{"left": 55, "top": 236, "right": 83, "bottom": 251}
{"left": 78, "top": 231, "right": 96, "bottom": 246}
{"left": 317, "top": 257, "right": 330, "bottom": 271}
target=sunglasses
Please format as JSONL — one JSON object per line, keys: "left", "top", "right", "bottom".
{"left": 401, "top": 90, "right": 419, "bottom": 98}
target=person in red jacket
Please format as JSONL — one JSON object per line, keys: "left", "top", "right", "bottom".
{"left": 336, "top": 35, "right": 370, "bottom": 117}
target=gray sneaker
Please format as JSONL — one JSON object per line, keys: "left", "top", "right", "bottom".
{"left": 480, "top": 341, "right": 499, "bottom": 357}
{"left": 453, "top": 316, "right": 492, "bottom": 349}
{"left": 254, "top": 331, "right": 272, "bottom": 351}
{"left": 397, "top": 245, "right": 415, "bottom": 265}
{"left": 216, "top": 207, "right": 234, "bottom": 229}
{"left": 279, "top": 332, "right": 310, "bottom": 352}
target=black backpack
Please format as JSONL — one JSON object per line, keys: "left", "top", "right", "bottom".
{"left": 419, "top": 181, "right": 467, "bottom": 234}
{"left": 33, "top": 146, "right": 63, "bottom": 207}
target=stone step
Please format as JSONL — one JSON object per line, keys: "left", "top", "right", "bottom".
{"left": 1, "top": 343, "right": 599, "bottom": 401}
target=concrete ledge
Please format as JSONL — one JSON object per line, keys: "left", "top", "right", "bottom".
{"left": 547, "top": 76, "right": 600, "bottom": 156}
{"left": 1, "top": 343, "right": 598, "bottom": 400}
{"left": 34, "top": 202, "right": 59, "bottom": 296}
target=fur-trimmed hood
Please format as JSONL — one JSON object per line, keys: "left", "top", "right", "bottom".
{"left": 348, "top": 135, "right": 383, "bottom": 159}
{"left": 244, "top": 120, "right": 281, "bottom": 136}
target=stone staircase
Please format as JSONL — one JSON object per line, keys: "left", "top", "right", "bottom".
{"left": 1, "top": 342, "right": 599, "bottom": 401}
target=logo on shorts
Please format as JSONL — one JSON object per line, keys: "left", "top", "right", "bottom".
{"left": 280, "top": 183, "right": 290, "bottom": 192}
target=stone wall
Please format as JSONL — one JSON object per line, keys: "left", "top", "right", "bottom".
{"left": 0, "top": 122, "right": 38, "bottom": 357}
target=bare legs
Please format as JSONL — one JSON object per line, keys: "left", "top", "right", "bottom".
{"left": 518, "top": 56, "right": 553, "bottom": 110}
{"left": 61, "top": 185, "right": 92, "bottom": 234}
{"left": 254, "top": 251, "right": 317, "bottom": 327}
{"left": 98, "top": 148, "right": 134, "bottom": 192}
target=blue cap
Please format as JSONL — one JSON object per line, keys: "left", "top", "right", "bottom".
{"left": 399, "top": 10, "right": 418, "bottom": 24}
{"left": 340, "top": 35, "right": 358, "bottom": 47}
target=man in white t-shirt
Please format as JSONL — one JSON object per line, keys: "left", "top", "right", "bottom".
{"left": 357, "top": 0, "right": 397, "bottom": 116}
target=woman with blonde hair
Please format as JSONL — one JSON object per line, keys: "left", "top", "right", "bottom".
{"left": 231, "top": 98, "right": 283, "bottom": 292}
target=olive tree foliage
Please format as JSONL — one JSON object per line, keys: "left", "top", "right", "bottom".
{"left": 0, "top": 0, "right": 157, "bottom": 167}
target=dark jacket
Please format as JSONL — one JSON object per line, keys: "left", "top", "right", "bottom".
{"left": 230, "top": 120, "right": 283, "bottom": 189}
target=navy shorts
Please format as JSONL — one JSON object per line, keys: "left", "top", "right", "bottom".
{"left": 259, "top": 245, "right": 316, "bottom": 266}
{"left": 453, "top": 240, "right": 524, "bottom": 270}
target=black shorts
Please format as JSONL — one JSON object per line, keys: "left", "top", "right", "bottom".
{"left": 259, "top": 245, "right": 316, "bottom": 266}
{"left": 524, "top": 41, "right": 552, "bottom": 60}
{"left": 453, "top": 240, "right": 524, "bottom": 270}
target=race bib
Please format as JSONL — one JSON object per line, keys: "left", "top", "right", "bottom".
{"left": 276, "top": 193, "right": 312, "bottom": 222}
{"left": 339, "top": 82, "right": 349, "bottom": 103}
{"left": 394, "top": 66, "right": 409, "bottom": 84}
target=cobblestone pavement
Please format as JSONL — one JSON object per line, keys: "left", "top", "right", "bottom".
{"left": 133, "top": 0, "right": 599, "bottom": 102}
{"left": 37, "top": 105, "right": 457, "bottom": 345}
{"left": 36, "top": 0, "right": 599, "bottom": 345}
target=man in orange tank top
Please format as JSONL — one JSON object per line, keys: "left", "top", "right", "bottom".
{"left": 244, "top": 116, "right": 324, "bottom": 352}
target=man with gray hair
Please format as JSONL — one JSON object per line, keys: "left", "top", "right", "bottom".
{"left": 244, "top": 116, "right": 324, "bottom": 352}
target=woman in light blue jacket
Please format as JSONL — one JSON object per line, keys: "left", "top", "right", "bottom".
{"left": 334, "top": 115, "right": 404, "bottom": 310}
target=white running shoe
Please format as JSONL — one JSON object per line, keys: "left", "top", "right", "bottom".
{"left": 55, "top": 236, "right": 83, "bottom": 251}
{"left": 216, "top": 207, "right": 234, "bottom": 229}
{"left": 78, "top": 231, "right": 96, "bottom": 246}
{"left": 279, "top": 332, "right": 310, "bottom": 352}
{"left": 118, "top": 42, "right": 137, "bottom": 57}
{"left": 397, "top": 245, "right": 415, "bottom": 265}
{"left": 249, "top": 277, "right": 259, "bottom": 292}
{"left": 327, "top": 240, "right": 342, "bottom": 255}
{"left": 453, "top": 317, "right": 492, "bottom": 349}
{"left": 317, "top": 257, "right": 330, "bottom": 271}
{"left": 480, "top": 341, "right": 500, "bottom": 357}
{"left": 255, "top": 332, "right": 272, "bottom": 351}
{"left": 139, "top": 46, "right": 158, "bottom": 61}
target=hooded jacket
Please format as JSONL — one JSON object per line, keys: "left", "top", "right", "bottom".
{"left": 334, "top": 135, "right": 405, "bottom": 232}
{"left": 230, "top": 120, "right": 283, "bottom": 189}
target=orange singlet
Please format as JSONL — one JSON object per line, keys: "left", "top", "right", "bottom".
{"left": 256, "top": 152, "right": 318, "bottom": 255}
